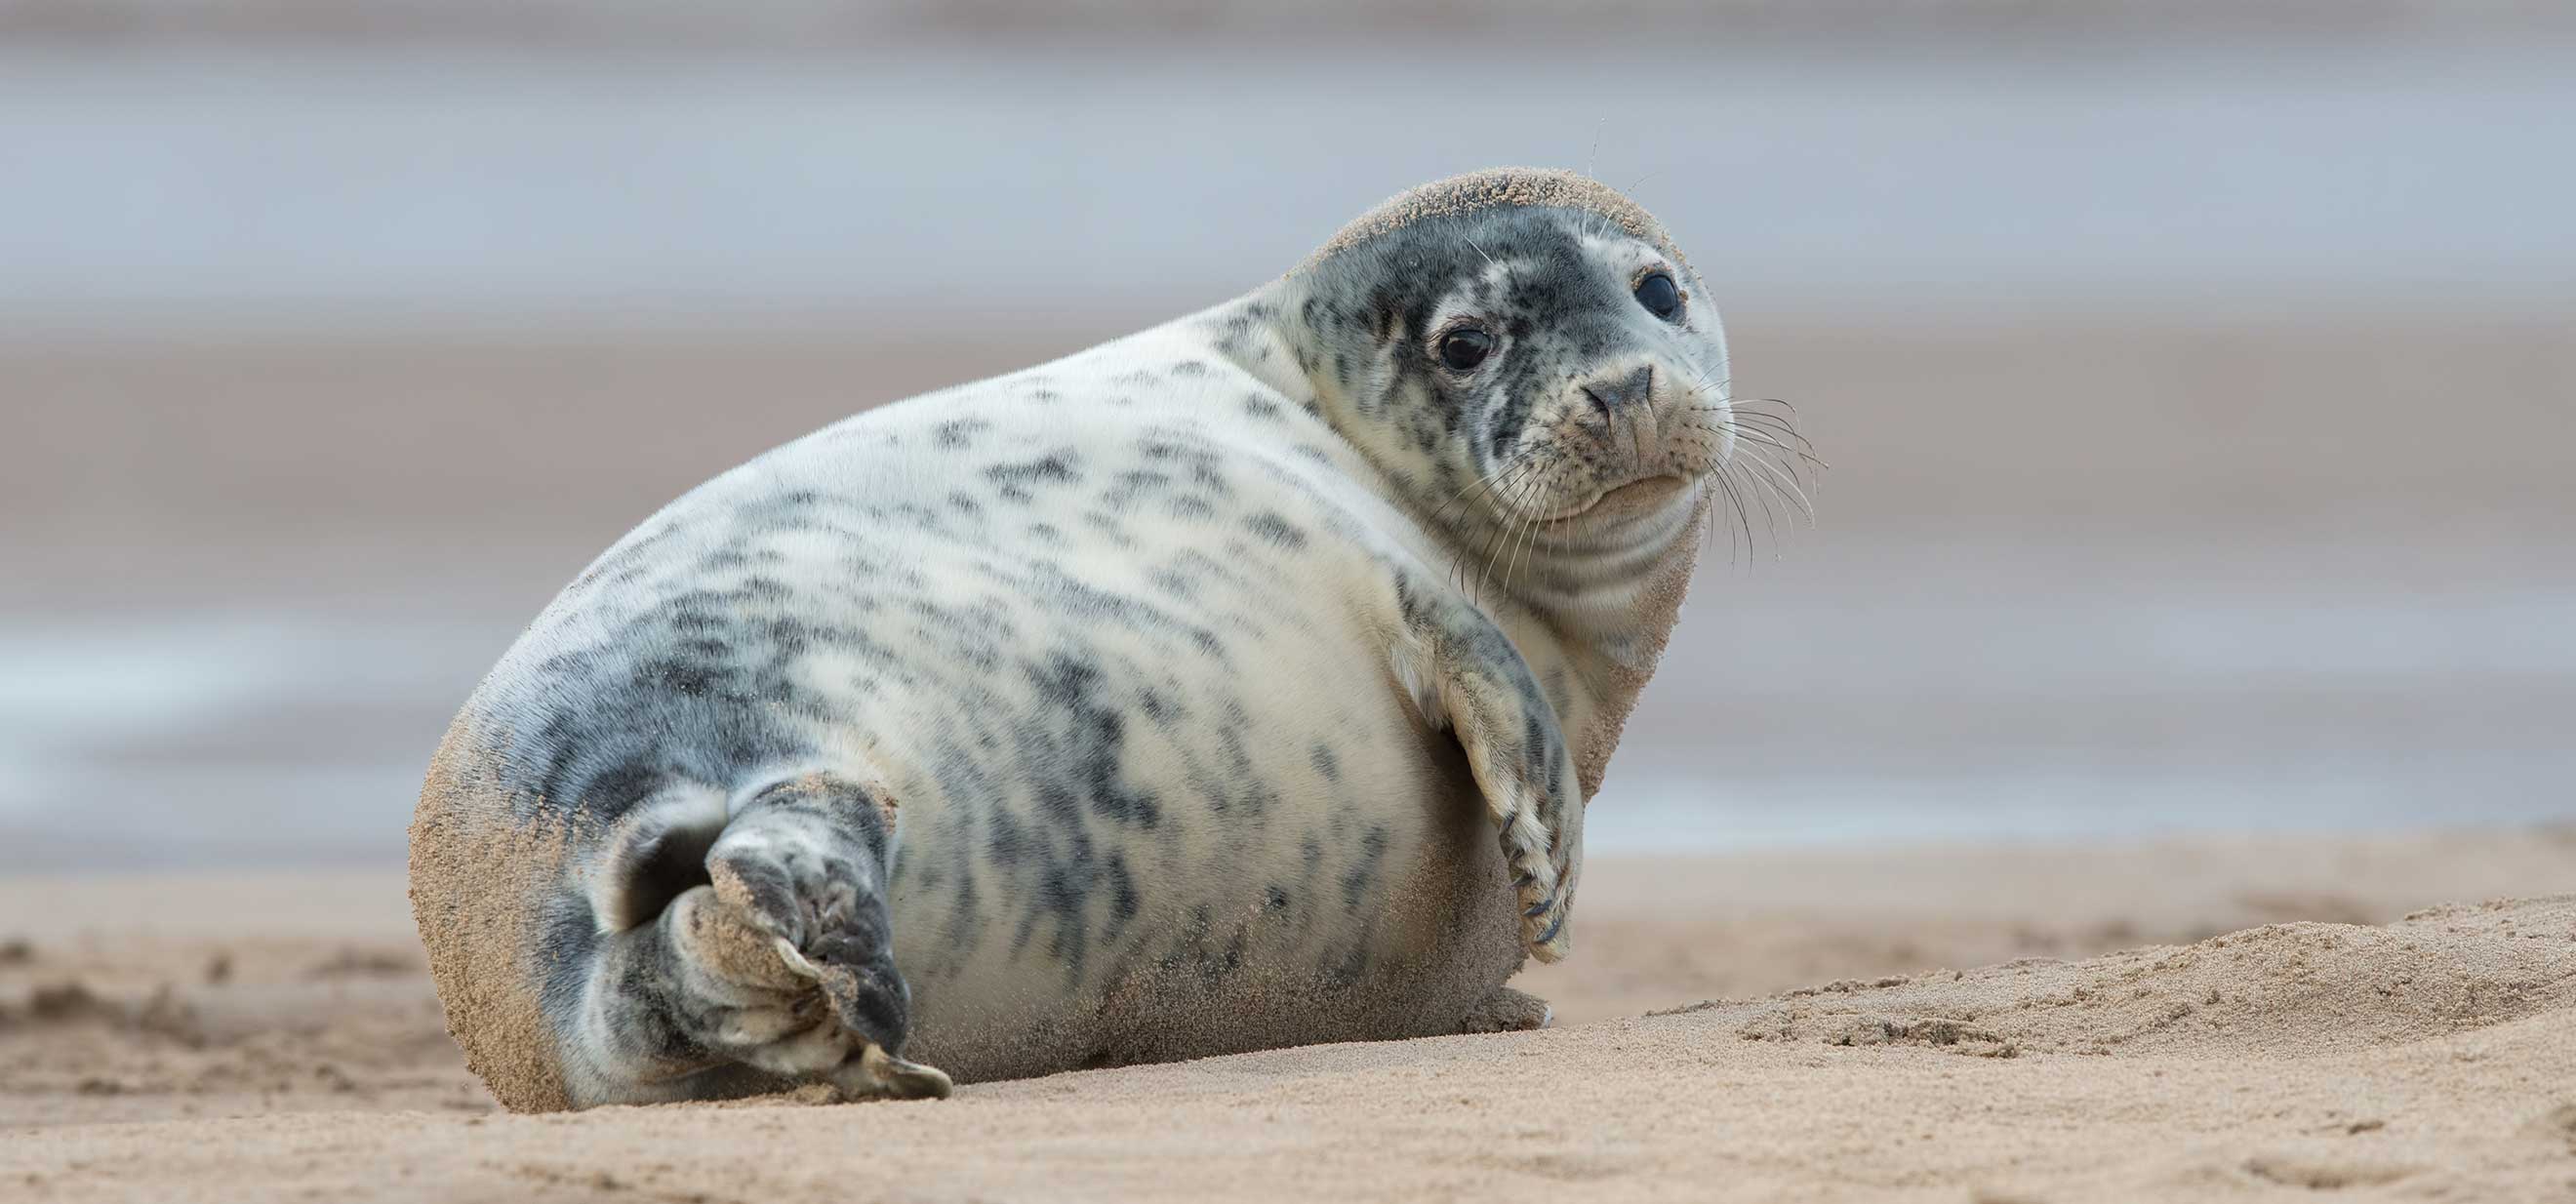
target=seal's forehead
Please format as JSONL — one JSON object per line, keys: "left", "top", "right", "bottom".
{"left": 1295, "top": 167, "right": 1683, "bottom": 275}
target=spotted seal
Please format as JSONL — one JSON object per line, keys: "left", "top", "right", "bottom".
{"left": 409, "top": 167, "right": 1805, "bottom": 1110}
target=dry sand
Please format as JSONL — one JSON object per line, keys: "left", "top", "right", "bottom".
{"left": 4, "top": 831, "right": 2572, "bottom": 1201}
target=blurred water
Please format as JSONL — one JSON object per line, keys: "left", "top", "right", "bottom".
{"left": 6, "top": 547, "right": 2571, "bottom": 866}
{"left": 1595, "top": 563, "right": 2576, "bottom": 850}
{"left": 4, "top": 39, "right": 2574, "bottom": 331}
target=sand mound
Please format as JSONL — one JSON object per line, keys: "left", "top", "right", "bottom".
{"left": 1683, "top": 896, "right": 2576, "bottom": 1062}
{"left": 0, "top": 934, "right": 484, "bottom": 1127}
{"left": 9, "top": 859, "right": 2576, "bottom": 1201}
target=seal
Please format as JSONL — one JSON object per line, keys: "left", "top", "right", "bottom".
{"left": 408, "top": 167, "right": 1807, "bottom": 1110}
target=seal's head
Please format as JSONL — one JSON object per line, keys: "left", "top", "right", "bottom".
{"left": 1289, "top": 168, "right": 1773, "bottom": 572}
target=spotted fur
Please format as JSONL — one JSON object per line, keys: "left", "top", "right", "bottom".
{"left": 410, "top": 168, "right": 1749, "bottom": 1110}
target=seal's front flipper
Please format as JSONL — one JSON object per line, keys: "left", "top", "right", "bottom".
{"left": 1389, "top": 580, "right": 1586, "bottom": 962}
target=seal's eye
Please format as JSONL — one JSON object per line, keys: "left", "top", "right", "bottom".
{"left": 1633, "top": 272, "right": 1682, "bottom": 320}
{"left": 1438, "top": 328, "right": 1493, "bottom": 372}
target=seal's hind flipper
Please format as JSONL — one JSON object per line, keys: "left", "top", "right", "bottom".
{"left": 553, "top": 768, "right": 936, "bottom": 1105}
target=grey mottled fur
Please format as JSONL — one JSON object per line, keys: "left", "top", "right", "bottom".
{"left": 423, "top": 179, "right": 1740, "bottom": 1107}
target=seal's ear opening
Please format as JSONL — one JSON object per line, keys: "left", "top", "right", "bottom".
{"left": 586, "top": 783, "right": 729, "bottom": 933}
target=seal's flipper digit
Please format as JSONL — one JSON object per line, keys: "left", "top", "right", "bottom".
{"left": 701, "top": 772, "right": 913, "bottom": 1057}
{"left": 829, "top": 1042, "right": 953, "bottom": 1103}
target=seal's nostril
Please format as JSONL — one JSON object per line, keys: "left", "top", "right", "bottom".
{"left": 1584, "top": 367, "right": 1657, "bottom": 414}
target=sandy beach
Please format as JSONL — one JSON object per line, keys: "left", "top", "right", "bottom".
{"left": 4, "top": 831, "right": 2571, "bottom": 1200}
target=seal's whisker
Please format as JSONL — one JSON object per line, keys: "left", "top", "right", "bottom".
{"left": 1725, "top": 462, "right": 1761, "bottom": 565}
{"left": 1734, "top": 445, "right": 1817, "bottom": 520}
{"left": 1433, "top": 453, "right": 1541, "bottom": 537}
{"left": 1721, "top": 405, "right": 1811, "bottom": 439}
{"left": 1674, "top": 391, "right": 1817, "bottom": 462}
{"left": 1703, "top": 421, "right": 1801, "bottom": 458}
{"left": 1495, "top": 474, "right": 1534, "bottom": 594}
{"left": 1507, "top": 465, "right": 1558, "bottom": 591}
{"left": 1723, "top": 460, "right": 1781, "bottom": 561}
{"left": 1442, "top": 455, "right": 1527, "bottom": 512}
{"left": 1695, "top": 473, "right": 1730, "bottom": 566}
{"left": 1708, "top": 459, "right": 1756, "bottom": 567}
{"left": 1685, "top": 399, "right": 1809, "bottom": 438}
{"left": 1696, "top": 419, "right": 1828, "bottom": 471}
{"left": 1459, "top": 458, "right": 1547, "bottom": 600}
{"left": 1714, "top": 426, "right": 1821, "bottom": 509}
{"left": 1678, "top": 362, "right": 1734, "bottom": 402}
{"left": 1725, "top": 416, "right": 1819, "bottom": 458}
{"left": 1476, "top": 468, "right": 1550, "bottom": 600}
{"left": 1465, "top": 456, "right": 1547, "bottom": 532}
{"left": 1675, "top": 411, "right": 1824, "bottom": 481}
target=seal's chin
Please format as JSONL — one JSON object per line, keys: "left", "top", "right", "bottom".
{"left": 1544, "top": 474, "right": 1693, "bottom": 526}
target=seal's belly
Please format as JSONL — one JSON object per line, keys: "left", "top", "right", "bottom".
{"left": 880, "top": 636, "right": 1527, "bottom": 1083}
{"left": 851, "top": 539, "right": 1524, "bottom": 1082}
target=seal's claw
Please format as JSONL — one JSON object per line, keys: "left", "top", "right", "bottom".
{"left": 1531, "top": 906, "right": 1567, "bottom": 949}
{"left": 773, "top": 937, "right": 823, "bottom": 981}
{"left": 832, "top": 1043, "right": 953, "bottom": 1103}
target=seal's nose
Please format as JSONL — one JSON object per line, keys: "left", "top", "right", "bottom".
{"left": 1579, "top": 365, "right": 1655, "bottom": 420}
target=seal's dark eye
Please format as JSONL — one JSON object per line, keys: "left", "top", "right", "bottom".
{"left": 1633, "top": 272, "right": 1682, "bottom": 320}
{"left": 1438, "top": 328, "right": 1493, "bottom": 372}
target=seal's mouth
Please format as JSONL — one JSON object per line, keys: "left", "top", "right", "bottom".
{"left": 1543, "top": 474, "right": 1692, "bottom": 525}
